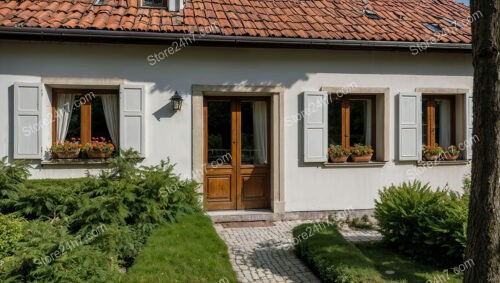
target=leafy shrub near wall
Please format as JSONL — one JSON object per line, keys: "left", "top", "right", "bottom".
{"left": 0, "top": 214, "right": 25, "bottom": 258}
{"left": 0, "top": 157, "right": 30, "bottom": 213}
{"left": 374, "top": 181, "right": 468, "bottom": 267}
{"left": 0, "top": 150, "right": 201, "bottom": 281}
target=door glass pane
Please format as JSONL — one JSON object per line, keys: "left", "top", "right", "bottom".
{"left": 241, "top": 101, "right": 268, "bottom": 165}
{"left": 422, "top": 98, "right": 428, "bottom": 146}
{"left": 350, "top": 99, "right": 372, "bottom": 146}
{"left": 207, "top": 101, "right": 232, "bottom": 165}
{"left": 328, "top": 100, "right": 342, "bottom": 145}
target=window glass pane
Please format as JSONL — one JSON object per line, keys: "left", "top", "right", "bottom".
{"left": 350, "top": 99, "right": 372, "bottom": 146}
{"left": 91, "top": 96, "right": 112, "bottom": 143}
{"left": 207, "top": 101, "right": 232, "bottom": 165}
{"left": 241, "top": 101, "right": 268, "bottom": 165}
{"left": 144, "top": 0, "right": 162, "bottom": 5}
{"left": 422, "top": 98, "right": 428, "bottom": 146}
{"left": 328, "top": 99, "right": 342, "bottom": 146}
{"left": 435, "top": 98, "right": 452, "bottom": 147}
{"left": 66, "top": 96, "right": 81, "bottom": 141}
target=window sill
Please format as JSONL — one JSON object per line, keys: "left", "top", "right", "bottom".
{"left": 323, "top": 161, "right": 387, "bottom": 168}
{"left": 41, "top": 159, "right": 111, "bottom": 166}
{"left": 417, "top": 160, "right": 470, "bottom": 166}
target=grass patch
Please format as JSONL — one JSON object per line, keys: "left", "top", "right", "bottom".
{"left": 293, "top": 223, "right": 463, "bottom": 283}
{"left": 125, "top": 213, "right": 237, "bottom": 283}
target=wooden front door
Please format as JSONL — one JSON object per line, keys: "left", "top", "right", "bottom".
{"left": 204, "top": 97, "right": 271, "bottom": 210}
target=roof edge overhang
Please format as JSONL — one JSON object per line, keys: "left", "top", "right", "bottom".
{"left": 0, "top": 27, "right": 472, "bottom": 51}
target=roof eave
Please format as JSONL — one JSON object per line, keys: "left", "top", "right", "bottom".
{"left": 0, "top": 27, "right": 472, "bottom": 51}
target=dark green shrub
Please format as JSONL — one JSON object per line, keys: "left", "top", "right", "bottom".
{"left": 0, "top": 151, "right": 201, "bottom": 281}
{"left": 374, "top": 181, "right": 468, "bottom": 266}
{"left": 14, "top": 182, "right": 80, "bottom": 221}
{"left": 67, "top": 151, "right": 200, "bottom": 264}
{"left": 0, "top": 221, "right": 120, "bottom": 282}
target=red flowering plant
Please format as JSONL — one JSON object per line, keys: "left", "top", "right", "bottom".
{"left": 423, "top": 144, "right": 445, "bottom": 156}
{"left": 328, "top": 144, "right": 351, "bottom": 158}
{"left": 51, "top": 138, "right": 82, "bottom": 153}
{"left": 83, "top": 137, "right": 115, "bottom": 153}
{"left": 350, "top": 144, "right": 374, "bottom": 156}
{"left": 445, "top": 145, "right": 461, "bottom": 156}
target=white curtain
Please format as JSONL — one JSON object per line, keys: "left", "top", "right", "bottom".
{"left": 101, "top": 95, "right": 119, "bottom": 147}
{"left": 252, "top": 101, "right": 268, "bottom": 164}
{"left": 56, "top": 94, "right": 76, "bottom": 142}
{"left": 364, "top": 99, "right": 372, "bottom": 145}
{"left": 439, "top": 99, "right": 451, "bottom": 147}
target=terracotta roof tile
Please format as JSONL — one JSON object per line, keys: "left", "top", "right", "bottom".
{"left": 0, "top": 0, "right": 472, "bottom": 44}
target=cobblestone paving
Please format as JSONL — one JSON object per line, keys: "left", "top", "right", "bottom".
{"left": 214, "top": 220, "right": 320, "bottom": 283}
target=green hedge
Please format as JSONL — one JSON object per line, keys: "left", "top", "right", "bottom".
{"left": 374, "top": 181, "right": 468, "bottom": 267}
{"left": 0, "top": 151, "right": 201, "bottom": 281}
{"left": 293, "top": 223, "right": 384, "bottom": 282}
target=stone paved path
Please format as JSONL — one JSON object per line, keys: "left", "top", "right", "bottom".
{"left": 215, "top": 220, "right": 382, "bottom": 283}
{"left": 214, "top": 220, "right": 320, "bottom": 283}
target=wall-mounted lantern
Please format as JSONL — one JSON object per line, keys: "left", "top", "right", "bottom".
{"left": 170, "top": 91, "right": 184, "bottom": 111}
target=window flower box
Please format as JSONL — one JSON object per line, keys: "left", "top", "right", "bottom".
{"left": 423, "top": 144, "right": 445, "bottom": 161}
{"left": 328, "top": 145, "right": 350, "bottom": 163}
{"left": 350, "top": 144, "right": 374, "bottom": 163}
{"left": 51, "top": 139, "right": 82, "bottom": 159}
{"left": 84, "top": 137, "right": 115, "bottom": 159}
{"left": 444, "top": 145, "right": 461, "bottom": 161}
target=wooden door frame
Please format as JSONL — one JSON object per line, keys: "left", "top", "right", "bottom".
{"left": 193, "top": 85, "right": 285, "bottom": 213}
{"left": 203, "top": 96, "right": 272, "bottom": 210}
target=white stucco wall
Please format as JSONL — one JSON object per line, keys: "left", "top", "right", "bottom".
{"left": 0, "top": 40, "right": 472, "bottom": 211}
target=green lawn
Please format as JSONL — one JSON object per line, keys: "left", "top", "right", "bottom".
{"left": 124, "top": 213, "right": 237, "bottom": 283}
{"left": 293, "top": 223, "right": 463, "bottom": 283}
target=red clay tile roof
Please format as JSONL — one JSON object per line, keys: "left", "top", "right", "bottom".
{"left": 0, "top": 0, "right": 472, "bottom": 44}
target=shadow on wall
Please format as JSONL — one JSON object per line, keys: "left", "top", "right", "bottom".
{"left": 2, "top": 42, "right": 473, "bottom": 162}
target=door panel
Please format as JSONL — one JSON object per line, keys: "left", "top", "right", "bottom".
{"left": 204, "top": 100, "right": 236, "bottom": 210}
{"left": 204, "top": 97, "right": 270, "bottom": 210}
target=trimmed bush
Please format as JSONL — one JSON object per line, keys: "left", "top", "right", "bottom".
{"left": 0, "top": 150, "right": 202, "bottom": 281}
{"left": 293, "top": 223, "right": 383, "bottom": 282}
{"left": 374, "top": 181, "right": 468, "bottom": 267}
{"left": 0, "top": 221, "right": 120, "bottom": 282}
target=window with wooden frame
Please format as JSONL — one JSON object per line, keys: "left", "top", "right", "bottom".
{"left": 422, "top": 95, "right": 456, "bottom": 148}
{"left": 141, "top": 0, "right": 167, "bottom": 7}
{"left": 328, "top": 95, "right": 376, "bottom": 150}
{"left": 51, "top": 89, "right": 119, "bottom": 149}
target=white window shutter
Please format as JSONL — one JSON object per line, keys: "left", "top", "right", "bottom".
{"left": 13, "top": 83, "right": 43, "bottom": 159}
{"left": 464, "top": 92, "right": 473, "bottom": 159}
{"left": 119, "top": 84, "right": 146, "bottom": 157}
{"left": 398, "top": 92, "right": 422, "bottom": 161}
{"left": 303, "top": 91, "right": 328, "bottom": 162}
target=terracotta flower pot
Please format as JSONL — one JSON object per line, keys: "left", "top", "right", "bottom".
{"left": 444, "top": 154, "right": 460, "bottom": 161}
{"left": 53, "top": 149, "right": 80, "bottom": 159}
{"left": 87, "top": 151, "right": 112, "bottom": 159}
{"left": 329, "top": 153, "right": 349, "bottom": 163}
{"left": 424, "top": 153, "right": 440, "bottom": 161}
{"left": 351, "top": 154, "right": 373, "bottom": 162}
